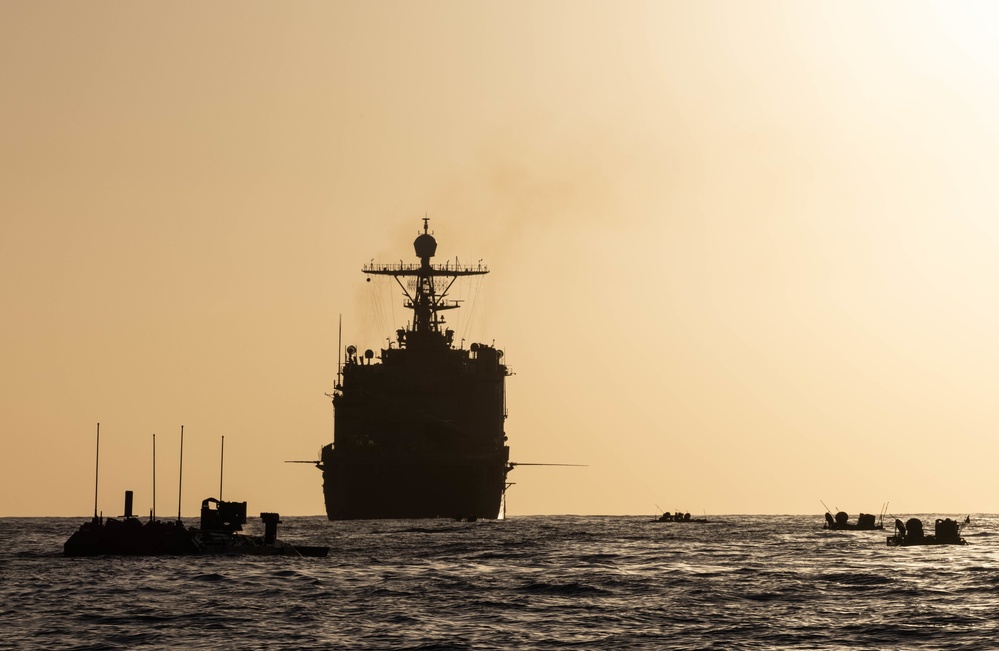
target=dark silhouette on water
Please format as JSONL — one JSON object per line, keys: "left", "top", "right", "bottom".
{"left": 64, "top": 491, "right": 328, "bottom": 557}
{"left": 310, "top": 220, "right": 512, "bottom": 520}
{"left": 823, "top": 512, "right": 884, "bottom": 531}
{"left": 821, "top": 501, "right": 886, "bottom": 530}
{"left": 65, "top": 425, "right": 328, "bottom": 556}
{"left": 656, "top": 511, "right": 708, "bottom": 523}
{"left": 288, "top": 222, "right": 587, "bottom": 519}
{"left": 64, "top": 490, "right": 198, "bottom": 556}
{"left": 886, "top": 517, "right": 967, "bottom": 546}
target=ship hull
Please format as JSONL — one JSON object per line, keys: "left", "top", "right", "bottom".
{"left": 321, "top": 445, "right": 508, "bottom": 520}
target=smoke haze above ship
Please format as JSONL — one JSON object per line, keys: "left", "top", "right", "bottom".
{"left": 4, "top": 2, "right": 999, "bottom": 516}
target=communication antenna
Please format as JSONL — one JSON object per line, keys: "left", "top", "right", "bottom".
{"left": 152, "top": 433, "right": 156, "bottom": 521}
{"left": 93, "top": 422, "right": 100, "bottom": 520}
{"left": 336, "top": 314, "right": 343, "bottom": 388}
{"left": 219, "top": 435, "right": 225, "bottom": 501}
{"left": 177, "top": 425, "right": 184, "bottom": 523}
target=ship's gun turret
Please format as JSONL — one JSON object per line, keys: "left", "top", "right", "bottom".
{"left": 200, "top": 497, "right": 247, "bottom": 534}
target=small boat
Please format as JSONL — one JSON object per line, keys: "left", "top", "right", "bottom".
{"left": 823, "top": 511, "right": 884, "bottom": 531}
{"left": 655, "top": 511, "right": 708, "bottom": 523}
{"left": 64, "top": 491, "right": 329, "bottom": 557}
{"left": 886, "top": 517, "right": 966, "bottom": 547}
{"left": 67, "top": 425, "right": 328, "bottom": 557}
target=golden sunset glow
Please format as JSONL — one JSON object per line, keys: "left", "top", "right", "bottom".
{"left": 4, "top": 1, "right": 999, "bottom": 517}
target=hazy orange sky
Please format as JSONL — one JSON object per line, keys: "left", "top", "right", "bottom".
{"left": 4, "top": 1, "right": 999, "bottom": 517}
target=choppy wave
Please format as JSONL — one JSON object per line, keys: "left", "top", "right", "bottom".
{"left": 2, "top": 514, "right": 998, "bottom": 649}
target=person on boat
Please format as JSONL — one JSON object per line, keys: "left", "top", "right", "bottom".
{"left": 934, "top": 518, "right": 961, "bottom": 544}
{"left": 904, "top": 518, "right": 924, "bottom": 544}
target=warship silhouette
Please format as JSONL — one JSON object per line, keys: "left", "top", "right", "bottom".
{"left": 314, "top": 220, "right": 511, "bottom": 520}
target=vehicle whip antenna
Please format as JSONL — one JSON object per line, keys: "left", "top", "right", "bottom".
{"left": 152, "top": 433, "right": 156, "bottom": 521}
{"left": 336, "top": 314, "right": 343, "bottom": 389}
{"left": 93, "top": 422, "right": 100, "bottom": 520}
{"left": 219, "top": 435, "right": 225, "bottom": 502}
{"left": 177, "top": 425, "right": 184, "bottom": 523}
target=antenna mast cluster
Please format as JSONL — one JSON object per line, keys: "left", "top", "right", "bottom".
{"left": 362, "top": 219, "right": 488, "bottom": 338}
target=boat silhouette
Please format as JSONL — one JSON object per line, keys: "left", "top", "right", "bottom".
{"left": 65, "top": 424, "right": 328, "bottom": 556}
{"left": 886, "top": 517, "right": 967, "bottom": 547}
{"left": 312, "top": 220, "right": 511, "bottom": 520}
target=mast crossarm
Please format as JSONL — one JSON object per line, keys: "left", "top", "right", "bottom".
{"left": 404, "top": 301, "right": 460, "bottom": 311}
{"left": 363, "top": 262, "right": 488, "bottom": 277}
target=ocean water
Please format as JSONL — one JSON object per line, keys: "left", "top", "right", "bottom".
{"left": 2, "top": 514, "right": 996, "bottom": 650}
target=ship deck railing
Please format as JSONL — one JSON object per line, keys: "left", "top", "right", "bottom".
{"left": 364, "top": 262, "right": 489, "bottom": 276}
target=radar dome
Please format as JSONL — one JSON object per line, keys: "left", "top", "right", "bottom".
{"left": 414, "top": 232, "right": 437, "bottom": 259}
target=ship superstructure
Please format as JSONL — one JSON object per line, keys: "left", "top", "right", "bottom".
{"left": 318, "top": 220, "right": 510, "bottom": 520}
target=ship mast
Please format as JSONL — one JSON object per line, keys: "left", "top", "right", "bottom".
{"left": 363, "top": 219, "right": 488, "bottom": 345}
